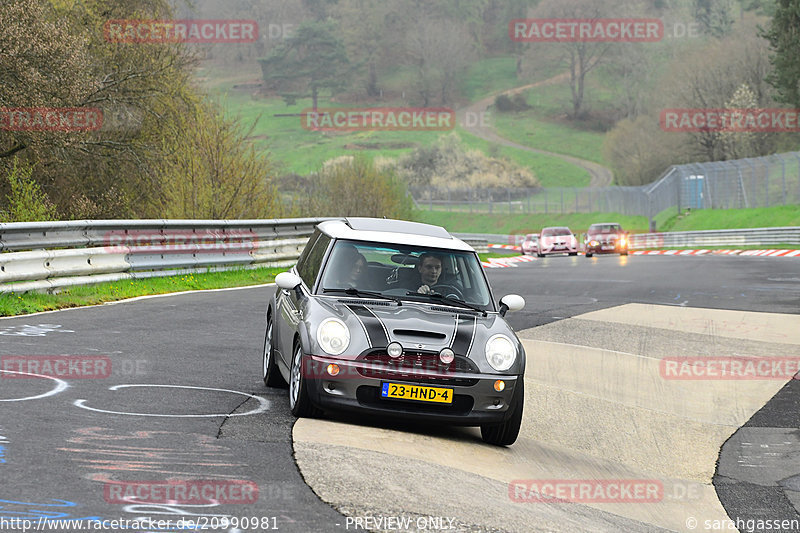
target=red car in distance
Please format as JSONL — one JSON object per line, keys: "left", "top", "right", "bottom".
{"left": 584, "top": 223, "right": 629, "bottom": 257}
{"left": 538, "top": 227, "right": 578, "bottom": 257}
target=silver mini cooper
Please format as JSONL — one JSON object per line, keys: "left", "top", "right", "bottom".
{"left": 262, "top": 218, "right": 526, "bottom": 446}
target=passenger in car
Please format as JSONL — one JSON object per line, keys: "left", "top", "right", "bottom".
{"left": 328, "top": 245, "right": 368, "bottom": 288}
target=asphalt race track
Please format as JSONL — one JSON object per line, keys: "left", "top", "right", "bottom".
{"left": 1, "top": 254, "right": 799, "bottom": 532}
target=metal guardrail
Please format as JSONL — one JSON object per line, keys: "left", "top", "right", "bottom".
{"left": 0, "top": 220, "right": 489, "bottom": 294}
{"left": 628, "top": 227, "right": 800, "bottom": 249}
{"left": 469, "top": 228, "right": 800, "bottom": 250}
{"left": 0, "top": 219, "right": 332, "bottom": 294}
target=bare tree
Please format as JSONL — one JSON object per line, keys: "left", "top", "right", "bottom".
{"left": 405, "top": 18, "right": 474, "bottom": 106}
{"left": 532, "top": 0, "right": 629, "bottom": 118}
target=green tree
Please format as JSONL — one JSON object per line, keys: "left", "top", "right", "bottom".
{"left": 762, "top": 0, "right": 800, "bottom": 108}
{"left": 0, "top": 159, "right": 57, "bottom": 222}
{"left": 259, "top": 21, "right": 350, "bottom": 110}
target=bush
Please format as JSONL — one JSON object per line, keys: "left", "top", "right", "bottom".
{"left": 0, "top": 159, "right": 57, "bottom": 222}
{"left": 494, "top": 93, "right": 530, "bottom": 112}
{"left": 389, "top": 133, "right": 539, "bottom": 189}
{"left": 297, "top": 156, "right": 414, "bottom": 219}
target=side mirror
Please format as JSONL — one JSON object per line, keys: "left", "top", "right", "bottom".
{"left": 498, "top": 294, "right": 525, "bottom": 316}
{"left": 275, "top": 272, "right": 302, "bottom": 291}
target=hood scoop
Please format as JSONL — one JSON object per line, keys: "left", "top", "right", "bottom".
{"left": 338, "top": 299, "right": 393, "bottom": 306}
{"left": 393, "top": 329, "right": 447, "bottom": 340}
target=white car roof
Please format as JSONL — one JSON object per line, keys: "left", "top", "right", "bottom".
{"left": 317, "top": 218, "right": 474, "bottom": 252}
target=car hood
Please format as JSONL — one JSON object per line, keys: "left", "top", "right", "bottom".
{"left": 310, "top": 297, "right": 522, "bottom": 372}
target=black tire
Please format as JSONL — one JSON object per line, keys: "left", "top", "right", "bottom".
{"left": 262, "top": 314, "right": 285, "bottom": 387}
{"left": 621, "top": 251, "right": 628, "bottom": 256}
{"left": 585, "top": 252, "right": 593, "bottom": 258}
{"left": 569, "top": 252, "right": 578, "bottom": 256}
{"left": 481, "top": 379, "right": 524, "bottom": 446}
{"left": 289, "top": 342, "right": 322, "bottom": 418}
{"left": 536, "top": 252, "right": 544, "bottom": 258}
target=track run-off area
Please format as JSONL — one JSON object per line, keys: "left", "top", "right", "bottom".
{"left": 1, "top": 253, "right": 799, "bottom": 533}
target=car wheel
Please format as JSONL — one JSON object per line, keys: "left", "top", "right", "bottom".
{"left": 569, "top": 252, "right": 578, "bottom": 256}
{"left": 585, "top": 252, "right": 593, "bottom": 258}
{"left": 621, "top": 251, "right": 628, "bottom": 256}
{"left": 289, "top": 342, "right": 322, "bottom": 418}
{"left": 536, "top": 252, "right": 544, "bottom": 258}
{"left": 262, "top": 314, "right": 285, "bottom": 387}
{"left": 481, "top": 378, "right": 524, "bottom": 446}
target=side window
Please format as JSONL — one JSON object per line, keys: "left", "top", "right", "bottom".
{"left": 297, "top": 232, "right": 331, "bottom": 289}
{"left": 295, "top": 230, "right": 320, "bottom": 276}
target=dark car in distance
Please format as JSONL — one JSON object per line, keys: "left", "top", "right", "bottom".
{"left": 584, "top": 223, "right": 629, "bottom": 257}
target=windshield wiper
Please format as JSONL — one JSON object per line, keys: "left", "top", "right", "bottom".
{"left": 323, "top": 287, "right": 402, "bottom": 305}
{"left": 405, "top": 291, "right": 486, "bottom": 316}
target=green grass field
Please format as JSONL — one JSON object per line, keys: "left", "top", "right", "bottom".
{"left": 493, "top": 111, "right": 608, "bottom": 167}
{"left": 0, "top": 267, "right": 281, "bottom": 317}
{"left": 199, "top": 57, "right": 605, "bottom": 183}
{"left": 655, "top": 205, "right": 800, "bottom": 232}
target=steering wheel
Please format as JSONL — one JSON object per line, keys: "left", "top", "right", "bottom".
{"left": 430, "top": 283, "right": 464, "bottom": 300}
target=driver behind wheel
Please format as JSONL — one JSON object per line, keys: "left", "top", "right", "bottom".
{"left": 414, "top": 253, "right": 443, "bottom": 294}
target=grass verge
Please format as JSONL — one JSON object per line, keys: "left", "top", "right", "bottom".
{"left": 416, "top": 210, "right": 651, "bottom": 235}
{"left": 417, "top": 205, "right": 800, "bottom": 236}
{"left": 655, "top": 205, "right": 800, "bottom": 232}
{"left": 0, "top": 267, "right": 282, "bottom": 317}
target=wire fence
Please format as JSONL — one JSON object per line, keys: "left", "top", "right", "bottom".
{"left": 410, "top": 151, "right": 800, "bottom": 223}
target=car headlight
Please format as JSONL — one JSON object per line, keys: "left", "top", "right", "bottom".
{"left": 317, "top": 318, "right": 350, "bottom": 355}
{"left": 590, "top": 240, "right": 598, "bottom": 246}
{"left": 619, "top": 236, "right": 627, "bottom": 246}
{"left": 485, "top": 334, "right": 516, "bottom": 371}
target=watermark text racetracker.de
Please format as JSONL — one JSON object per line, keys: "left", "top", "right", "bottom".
{"left": 301, "top": 107, "right": 455, "bottom": 132}
{"left": 660, "top": 357, "right": 800, "bottom": 380}
{"left": 509, "top": 479, "right": 663, "bottom": 503}
{"left": 510, "top": 18, "right": 663, "bottom": 42}
{"left": 103, "top": 19, "right": 258, "bottom": 44}
{"left": 102, "top": 229, "right": 256, "bottom": 255}
{"left": 661, "top": 108, "right": 800, "bottom": 132}
{"left": 0, "top": 107, "right": 103, "bottom": 132}
{"left": 103, "top": 479, "right": 258, "bottom": 505}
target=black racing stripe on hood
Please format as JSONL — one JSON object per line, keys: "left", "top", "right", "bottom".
{"left": 347, "top": 304, "right": 389, "bottom": 348}
{"left": 450, "top": 315, "right": 477, "bottom": 356}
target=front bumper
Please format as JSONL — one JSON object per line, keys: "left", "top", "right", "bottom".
{"left": 540, "top": 245, "right": 577, "bottom": 255}
{"left": 585, "top": 242, "right": 627, "bottom": 254}
{"left": 303, "top": 354, "right": 520, "bottom": 425}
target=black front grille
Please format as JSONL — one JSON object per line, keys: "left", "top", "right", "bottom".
{"left": 357, "top": 351, "right": 479, "bottom": 386}
{"left": 356, "top": 386, "right": 474, "bottom": 416}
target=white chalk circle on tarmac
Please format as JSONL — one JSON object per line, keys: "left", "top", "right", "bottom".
{"left": 73, "top": 384, "right": 270, "bottom": 417}
{"left": 0, "top": 369, "right": 69, "bottom": 402}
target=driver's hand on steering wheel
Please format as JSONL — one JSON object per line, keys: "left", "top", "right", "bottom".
{"left": 417, "top": 284, "right": 433, "bottom": 294}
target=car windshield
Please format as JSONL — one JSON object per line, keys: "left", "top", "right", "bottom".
{"left": 318, "top": 239, "right": 494, "bottom": 311}
{"left": 590, "top": 224, "right": 622, "bottom": 233}
{"left": 543, "top": 228, "right": 572, "bottom": 236}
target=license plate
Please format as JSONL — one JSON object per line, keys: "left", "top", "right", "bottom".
{"left": 602, "top": 245, "right": 614, "bottom": 250}
{"left": 381, "top": 382, "right": 453, "bottom": 404}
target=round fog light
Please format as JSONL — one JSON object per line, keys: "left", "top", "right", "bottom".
{"left": 494, "top": 380, "right": 506, "bottom": 392}
{"left": 439, "top": 348, "right": 455, "bottom": 365}
{"left": 387, "top": 342, "right": 403, "bottom": 358}
{"left": 326, "top": 364, "right": 340, "bottom": 377}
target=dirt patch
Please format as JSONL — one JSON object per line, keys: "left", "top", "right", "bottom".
{"left": 343, "top": 142, "right": 416, "bottom": 150}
